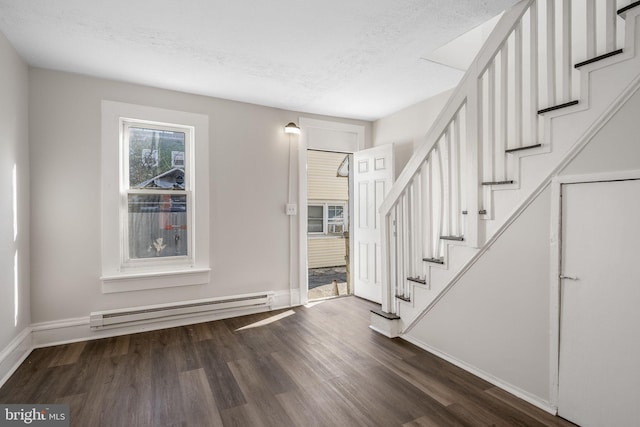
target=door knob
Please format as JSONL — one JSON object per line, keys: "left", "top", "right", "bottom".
{"left": 559, "top": 275, "right": 579, "bottom": 281}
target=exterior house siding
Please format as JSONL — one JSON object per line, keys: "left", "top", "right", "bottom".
{"left": 308, "top": 237, "right": 347, "bottom": 269}
{"left": 307, "top": 150, "right": 349, "bottom": 200}
{"left": 307, "top": 150, "right": 349, "bottom": 269}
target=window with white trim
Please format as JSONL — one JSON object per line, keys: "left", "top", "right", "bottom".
{"left": 307, "top": 202, "right": 346, "bottom": 235}
{"left": 101, "top": 101, "right": 210, "bottom": 293}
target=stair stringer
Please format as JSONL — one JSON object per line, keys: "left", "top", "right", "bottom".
{"left": 396, "top": 8, "right": 640, "bottom": 331}
{"left": 403, "top": 64, "right": 640, "bottom": 335}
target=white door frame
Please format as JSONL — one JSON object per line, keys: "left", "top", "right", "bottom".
{"left": 549, "top": 168, "right": 640, "bottom": 410}
{"left": 298, "top": 118, "right": 366, "bottom": 305}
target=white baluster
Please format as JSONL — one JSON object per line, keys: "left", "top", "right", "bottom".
{"left": 415, "top": 178, "right": 421, "bottom": 275}
{"left": 434, "top": 143, "right": 444, "bottom": 257}
{"left": 605, "top": 0, "right": 617, "bottom": 52}
{"left": 466, "top": 75, "right": 480, "bottom": 246}
{"left": 451, "top": 113, "right": 461, "bottom": 237}
{"left": 546, "top": 0, "right": 557, "bottom": 106}
{"left": 440, "top": 133, "right": 451, "bottom": 238}
{"left": 414, "top": 165, "right": 426, "bottom": 277}
{"left": 410, "top": 181, "right": 417, "bottom": 279}
{"left": 407, "top": 183, "right": 413, "bottom": 281}
{"left": 586, "top": 0, "right": 596, "bottom": 58}
{"left": 402, "top": 192, "right": 409, "bottom": 299}
{"left": 530, "top": 2, "right": 539, "bottom": 145}
{"left": 421, "top": 161, "right": 430, "bottom": 274}
{"left": 425, "top": 158, "right": 434, "bottom": 260}
{"left": 514, "top": 22, "right": 523, "bottom": 148}
{"left": 485, "top": 64, "right": 496, "bottom": 183}
{"left": 497, "top": 43, "right": 508, "bottom": 181}
{"left": 397, "top": 194, "right": 404, "bottom": 299}
{"left": 458, "top": 103, "right": 467, "bottom": 238}
{"left": 561, "top": 0, "right": 572, "bottom": 102}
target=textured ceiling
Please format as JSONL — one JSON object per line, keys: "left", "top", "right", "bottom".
{"left": 0, "top": 0, "right": 518, "bottom": 120}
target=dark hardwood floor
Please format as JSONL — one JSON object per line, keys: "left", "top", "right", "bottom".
{"left": 0, "top": 296, "right": 575, "bottom": 426}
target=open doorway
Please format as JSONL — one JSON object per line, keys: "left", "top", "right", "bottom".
{"left": 306, "top": 150, "right": 352, "bottom": 301}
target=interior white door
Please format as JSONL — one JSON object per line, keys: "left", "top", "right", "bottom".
{"left": 353, "top": 144, "right": 394, "bottom": 303}
{"left": 558, "top": 179, "right": 640, "bottom": 426}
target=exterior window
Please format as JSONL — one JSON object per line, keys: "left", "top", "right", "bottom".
{"left": 123, "top": 122, "right": 192, "bottom": 263}
{"left": 308, "top": 203, "right": 346, "bottom": 235}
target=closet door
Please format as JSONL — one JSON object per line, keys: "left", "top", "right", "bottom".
{"left": 558, "top": 180, "right": 640, "bottom": 426}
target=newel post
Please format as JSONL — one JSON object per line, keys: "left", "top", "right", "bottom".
{"left": 380, "top": 211, "right": 393, "bottom": 313}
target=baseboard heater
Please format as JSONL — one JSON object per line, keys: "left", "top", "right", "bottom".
{"left": 89, "top": 292, "right": 274, "bottom": 329}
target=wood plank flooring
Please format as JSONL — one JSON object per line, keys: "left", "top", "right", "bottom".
{"left": 0, "top": 296, "right": 575, "bottom": 426}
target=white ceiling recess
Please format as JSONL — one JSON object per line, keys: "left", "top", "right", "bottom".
{"left": 0, "top": 0, "right": 518, "bottom": 120}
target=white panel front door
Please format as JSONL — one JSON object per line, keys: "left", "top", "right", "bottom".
{"left": 353, "top": 144, "right": 394, "bottom": 303}
{"left": 558, "top": 179, "right": 640, "bottom": 426}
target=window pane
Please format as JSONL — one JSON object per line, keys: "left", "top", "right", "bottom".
{"left": 328, "top": 224, "right": 344, "bottom": 234}
{"left": 308, "top": 205, "right": 323, "bottom": 219}
{"left": 327, "top": 205, "right": 344, "bottom": 235}
{"left": 308, "top": 219, "right": 323, "bottom": 233}
{"left": 308, "top": 205, "right": 324, "bottom": 233}
{"left": 128, "top": 194, "right": 188, "bottom": 259}
{"left": 328, "top": 205, "right": 343, "bottom": 220}
{"left": 129, "top": 127, "right": 186, "bottom": 189}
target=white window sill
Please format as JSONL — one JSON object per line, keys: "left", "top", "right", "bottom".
{"left": 100, "top": 267, "right": 211, "bottom": 294}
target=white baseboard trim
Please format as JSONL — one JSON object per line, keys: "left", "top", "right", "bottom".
{"left": 0, "top": 328, "right": 33, "bottom": 389}
{"left": 402, "top": 334, "right": 558, "bottom": 415}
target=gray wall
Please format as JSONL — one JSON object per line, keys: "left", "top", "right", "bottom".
{"left": 0, "top": 32, "right": 30, "bottom": 349}
{"left": 373, "top": 89, "right": 453, "bottom": 178}
{"left": 409, "top": 187, "right": 552, "bottom": 400}
{"left": 28, "top": 68, "right": 371, "bottom": 324}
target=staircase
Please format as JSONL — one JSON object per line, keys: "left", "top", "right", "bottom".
{"left": 371, "top": 0, "right": 640, "bottom": 337}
